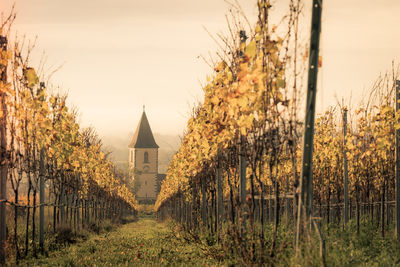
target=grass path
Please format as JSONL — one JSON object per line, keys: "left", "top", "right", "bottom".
{"left": 19, "top": 216, "right": 219, "bottom": 267}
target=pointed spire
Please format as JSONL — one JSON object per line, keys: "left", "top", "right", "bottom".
{"left": 129, "top": 109, "right": 159, "bottom": 148}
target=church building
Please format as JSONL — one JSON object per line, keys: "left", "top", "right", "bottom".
{"left": 129, "top": 109, "right": 165, "bottom": 203}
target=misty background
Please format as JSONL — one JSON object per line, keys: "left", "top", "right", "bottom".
{"left": 103, "top": 132, "right": 181, "bottom": 174}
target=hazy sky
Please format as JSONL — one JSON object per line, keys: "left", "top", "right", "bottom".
{"left": 1, "top": 0, "right": 399, "bottom": 138}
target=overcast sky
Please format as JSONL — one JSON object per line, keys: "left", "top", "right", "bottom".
{"left": 1, "top": 0, "right": 399, "bottom": 138}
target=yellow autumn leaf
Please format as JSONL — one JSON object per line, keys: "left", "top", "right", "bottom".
{"left": 237, "top": 96, "right": 248, "bottom": 109}
{"left": 237, "top": 83, "right": 250, "bottom": 94}
{"left": 245, "top": 40, "right": 257, "bottom": 59}
{"left": 24, "top": 67, "right": 39, "bottom": 88}
{"left": 211, "top": 95, "right": 220, "bottom": 105}
{"left": 277, "top": 78, "right": 286, "bottom": 88}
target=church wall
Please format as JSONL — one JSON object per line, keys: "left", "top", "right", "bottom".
{"left": 132, "top": 148, "right": 158, "bottom": 200}
{"left": 134, "top": 148, "right": 158, "bottom": 173}
{"left": 136, "top": 173, "right": 157, "bottom": 199}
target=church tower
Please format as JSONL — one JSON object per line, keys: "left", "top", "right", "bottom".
{"left": 129, "top": 108, "right": 159, "bottom": 202}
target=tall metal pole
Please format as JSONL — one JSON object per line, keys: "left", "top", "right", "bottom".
{"left": 395, "top": 80, "right": 400, "bottom": 239}
{"left": 239, "top": 30, "right": 247, "bottom": 237}
{"left": 343, "top": 108, "right": 349, "bottom": 226}
{"left": 0, "top": 35, "right": 8, "bottom": 265}
{"left": 239, "top": 30, "right": 248, "bottom": 235}
{"left": 296, "top": 0, "right": 323, "bottom": 248}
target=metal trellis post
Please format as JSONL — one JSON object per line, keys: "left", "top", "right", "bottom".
{"left": 0, "top": 35, "right": 8, "bottom": 265}
{"left": 395, "top": 80, "right": 400, "bottom": 239}
{"left": 343, "top": 108, "right": 349, "bottom": 226}
{"left": 296, "top": 0, "right": 323, "bottom": 248}
{"left": 39, "top": 148, "right": 45, "bottom": 252}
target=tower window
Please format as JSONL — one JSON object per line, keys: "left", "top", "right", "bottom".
{"left": 144, "top": 152, "right": 149, "bottom": 163}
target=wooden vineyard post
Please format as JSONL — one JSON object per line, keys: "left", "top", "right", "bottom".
{"left": 296, "top": 0, "right": 323, "bottom": 250}
{"left": 76, "top": 198, "right": 80, "bottom": 231}
{"left": 186, "top": 201, "right": 191, "bottom": 229}
{"left": 0, "top": 35, "right": 8, "bottom": 265}
{"left": 396, "top": 80, "right": 400, "bottom": 239}
{"left": 356, "top": 165, "right": 360, "bottom": 234}
{"left": 217, "top": 152, "right": 223, "bottom": 226}
{"left": 240, "top": 135, "right": 247, "bottom": 234}
{"left": 182, "top": 200, "right": 186, "bottom": 227}
{"left": 191, "top": 186, "right": 197, "bottom": 229}
{"left": 343, "top": 108, "right": 349, "bottom": 226}
{"left": 182, "top": 198, "right": 185, "bottom": 225}
{"left": 286, "top": 146, "right": 291, "bottom": 222}
{"left": 182, "top": 199, "right": 185, "bottom": 224}
{"left": 81, "top": 198, "right": 85, "bottom": 228}
{"left": 39, "top": 148, "right": 45, "bottom": 253}
{"left": 201, "top": 180, "right": 207, "bottom": 227}
{"left": 60, "top": 183, "right": 65, "bottom": 224}
{"left": 172, "top": 199, "right": 176, "bottom": 221}
{"left": 86, "top": 199, "right": 90, "bottom": 226}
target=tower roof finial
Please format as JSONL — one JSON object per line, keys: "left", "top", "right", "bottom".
{"left": 143, "top": 105, "right": 145, "bottom": 112}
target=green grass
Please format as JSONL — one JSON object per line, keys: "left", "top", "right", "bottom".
{"left": 15, "top": 214, "right": 400, "bottom": 267}
{"left": 321, "top": 220, "right": 400, "bottom": 267}
{"left": 17, "top": 214, "right": 220, "bottom": 266}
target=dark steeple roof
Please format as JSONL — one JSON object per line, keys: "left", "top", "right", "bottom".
{"left": 129, "top": 110, "right": 159, "bottom": 149}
